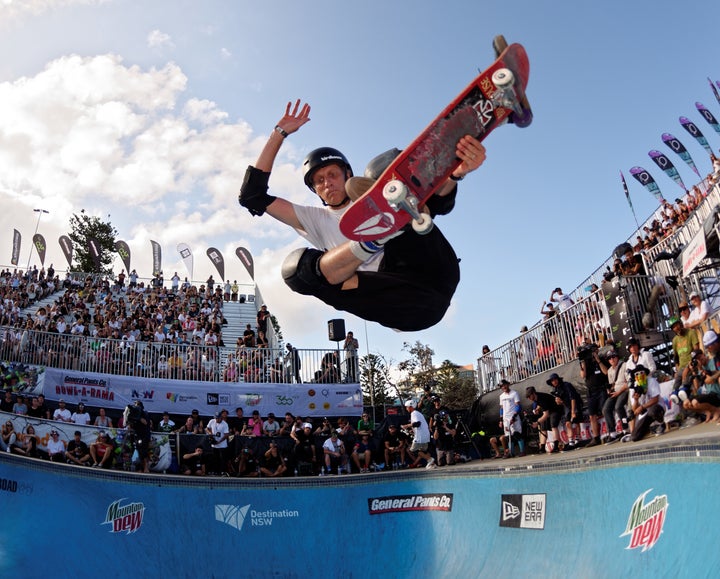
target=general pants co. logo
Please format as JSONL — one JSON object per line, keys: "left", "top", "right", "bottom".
{"left": 102, "top": 499, "right": 145, "bottom": 534}
{"left": 620, "top": 489, "right": 668, "bottom": 552}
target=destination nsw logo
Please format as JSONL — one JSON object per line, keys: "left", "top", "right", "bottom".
{"left": 215, "top": 504, "right": 300, "bottom": 530}
{"left": 620, "top": 489, "right": 669, "bottom": 552}
{"left": 368, "top": 493, "right": 453, "bottom": 515}
{"left": 102, "top": 499, "right": 145, "bottom": 534}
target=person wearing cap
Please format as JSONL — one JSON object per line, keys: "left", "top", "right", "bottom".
{"left": 579, "top": 343, "right": 609, "bottom": 448}
{"left": 47, "top": 429, "right": 65, "bottom": 462}
{"left": 357, "top": 412, "right": 375, "bottom": 436}
{"left": 52, "top": 400, "right": 72, "bottom": 423}
{"left": 65, "top": 431, "right": 91, "bottom": 466}
{"left": 526, "top": 386, "right": 563, "bottom": 453}
{"left": 90, "top": 431, "right": 115, "bottom": 468}
{"left": 238, "top": 100, "right": 486, "bottom": 332}
{"left": 383, "top": 423, "right": 409, "bottom": 470}
{"left": 244, "top": 410, "right": 263, "bottom": 437}
{"left": 403, "top": 400, "right": 435, "bottom": 469}
{"left": 291, "top": 422, "right": 317, "bottom": 474}
{"left": 601, "top": 351, "right": 630, "bottom": 443}
{"left": 491, "top": 380, "right": 524, "bottom": 458}
{"left": 670, "top": 316, "right": 700, "bottom": 404}
{"left": 623, "top": 338, "right": 665, "bottom": 441}
{"left": 70, "top": 403, "right": 91, "bottom": 425}
{"left": 681, "top": 334, "right": 720, "bottom": 422}
{"left": 547, "top": 372, "right": 583, "bottom": 450}
{"left": 157, "top": 411, "right": 175, "bottom": 433}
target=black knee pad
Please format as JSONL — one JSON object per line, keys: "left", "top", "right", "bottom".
{"left": 282, "top": 248, "right": 328, "bottom": 294}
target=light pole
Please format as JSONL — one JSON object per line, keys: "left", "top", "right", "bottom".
{"left": 26, "top": 208, "right": 49, "bottom": 273}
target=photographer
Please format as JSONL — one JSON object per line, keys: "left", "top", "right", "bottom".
{"left": 124, "top": 400, "right": 152, "bottom": 473}
{"left": 578, "top": 343, "right": 609, "bottom": 448}
{"left": 432, "top": 405, "right": 457, "bottom": 466}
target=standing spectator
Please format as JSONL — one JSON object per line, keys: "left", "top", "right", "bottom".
{"left": 432, "top": 409, "right": 457, "bottom": 466}
{"left": 670, "top": 316, "right": 699, "bottom": 403}
{"left": 223, "top": 280, "right": 232, "bottom": 302}
{"left": 171, "top": 272, "right": 181, "bottom": 293}
{"left": 494, "top": 380, "right": 524, "bottom": 458}
{"left": 285, "top": 343, "right": 302, "bottom": 383}
{"left": 480, "top": 345, "right": 497, "bottom": 392}
{"left": 403, "top": 400, "right": 435, "bottom": 469}
{"left": 206, "top": 411, "right": 230, "bottom": 475}
{"left": 579, "top": 345, "right": 609, "bottom": 448}
{"left": 549, "top": 287, "right": 575, "bottom": 312}
{"left": 548, "top": 373, "right": 583, "bottom": 450}
{"left": 230, "top": 281, "right": 239, "bottom": 302}
{"left": 525, "top": 386, "right": 562, "bottom": 453}
{"left": 256, "top": 304, "right": 271, "bottom": 335}
{"left": 343, "top": 331, "right": 359, "bottom": 382}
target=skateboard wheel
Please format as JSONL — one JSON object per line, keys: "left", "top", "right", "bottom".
{"left": 492, "top": 68, "right": 514, "bottom": 90}
{"left": 411, "top": 213, "right": 433, "bottom": 235}
{"left": 512, "top": 104, "right": 533, "bottom": 128}
{"left": 383, "top": 179, "right": 408, "bottom": 205}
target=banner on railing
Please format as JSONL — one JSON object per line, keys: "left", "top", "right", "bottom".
{"left": 710, "top": 78, "right": 720, "bottom": 108}
{"left": 32, "top": 234, "right": 47, "bottom": 266}
{"left": 150, "top": 240, "right": 162, "bottom": 276}
{"left": 236, "top": 246, "right": 255, "bottom": 280}
{"left": 630, "top": 166, "right": 664, "bottom": 203}
{"left": 39, "top": 366, "right": 362, "bottom": 417}
{"left": 88, "top": 237, "right": 102, "bottom": 272}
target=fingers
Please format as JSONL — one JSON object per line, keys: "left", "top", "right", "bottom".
{"left": 456, "top": 135, "right": 486, "bottom": 173}
{"left": 285, "top": 99, "right": 311, "bottom": 120}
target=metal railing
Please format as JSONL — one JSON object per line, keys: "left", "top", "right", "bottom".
{"left": 0, "top": 326, "right": 358, "bottom": 385}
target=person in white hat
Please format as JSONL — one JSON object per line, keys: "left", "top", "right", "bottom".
{"left": 403, "top": 400, "right": 435, "bottom": 469}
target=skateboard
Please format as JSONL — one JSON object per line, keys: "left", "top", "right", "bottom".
{"left": 339, "top": 35, "right": 532, "bottom": 241}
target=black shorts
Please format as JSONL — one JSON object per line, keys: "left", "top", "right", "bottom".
{"left": 586, "top": 389, "right": 606, "bottom": 417}
{"left": 538, "top": 410, "right": 562, "bottom": 430}
{"left": 694, "top": 393, "right": 720, "bottom": 407}
{"left": 312, "top": 226, "right": 460, "bottom": 331}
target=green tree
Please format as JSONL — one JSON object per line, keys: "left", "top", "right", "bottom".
{"left": 67, "top": 210, "right": 118, "bottom": 274}
{"left": 434, "top": 359, "right": 478, "bottom": 410}
{"left": 359, "top": 353, "right": 393, "bottom": 406}
{"left": 396, "top": 341, "right": 435, "bottom": 398}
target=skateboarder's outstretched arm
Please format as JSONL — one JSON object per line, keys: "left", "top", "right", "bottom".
{"left": 239, "top": 99, "right": 311, "bottom": 229}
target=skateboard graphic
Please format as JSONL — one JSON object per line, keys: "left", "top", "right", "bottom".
{"left": 339, "top": 36, "right": 532, "bottom": 241}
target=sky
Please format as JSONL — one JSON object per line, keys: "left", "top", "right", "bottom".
{"left": 1, "top": 0, "right": 719, "bottom": 372}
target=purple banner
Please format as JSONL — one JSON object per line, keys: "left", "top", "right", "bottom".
{"left": 662, "top": 133, "right": 700, "bottom": 178}
{"left": 709, "top": 78, "right": 720, "bottom": 108}
{"left": 630, "top": 166, "right": 664, "bottom": 204}
{"left": 648, "top": 150, "right": 686, "bottom": 191}
{"left": 680, "top": 116, "right": 712, "bottom": 156}
{"left": 695, "top": 102, "right": 720, "bottom": 135}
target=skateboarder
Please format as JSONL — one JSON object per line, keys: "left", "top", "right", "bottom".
{"left": 239, "top": 99, "right": 486, "bottom": 331}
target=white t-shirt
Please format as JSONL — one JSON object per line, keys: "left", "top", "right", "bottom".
{"left": 207, "top": 419, "right": 229, "bottom": 449}
{"left": 293, "top": 204, "right": 383, "bottom": 272}
{"left": 71, "top": 412, "right": 91, "bottom": 425}
{"left": 409, "top": 409, "right": 431, "bottom": 444}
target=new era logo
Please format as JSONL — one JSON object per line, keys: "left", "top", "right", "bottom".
{"left": 502, "top": 501, "right": 520, "bottom": 521}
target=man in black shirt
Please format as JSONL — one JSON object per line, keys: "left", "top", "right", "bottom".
{"left": 526, "top": 386, "right": 562, "bottom": 453}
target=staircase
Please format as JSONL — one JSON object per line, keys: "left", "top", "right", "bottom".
{"left": 221, "top": 300, "right": 259, "bottom": 348}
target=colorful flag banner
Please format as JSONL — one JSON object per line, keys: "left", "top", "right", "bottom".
{"left": 58, "top": 235, "right": 73, "bottom": 268}
{"left": 680, "top": 116, "right": 712, "bottom": 156}
{"left": 150, "top": 240, "right": 162, "bottom": 276}
{"left": 630, "top": 166, "right": 665, "bottom": 204}
{"left": 88, "top": 238, "right": 102, "bottom": 272}
{"left": 177, "top": 242, "right": 193, "bottom": 279}
{"left": 709, "top": 78, "right": 720, "bottom": 108}
{"left": 620, "top": 171, "right": 639, "bottom": 229}
{"left": 695, "top": 102, "right": 720, "bottom": 135}
{"left": 11, "top": 229, "right": 21, "bottom": 266}
{"left": 114, "top": 240, "right": 131, "bottom": 273}
{"left": 32, "top": 234, "right": 47, "bottom": 266}
{"left": 206, "top": 247, "right": 225, "bottom": 281}
{"left": 662, "top": 133, "right": 700, "bottom": 178}
{"left": 235, "top": 246, "right": 255, "bottom": 280}
{"left": 648, "top": 150, "right": 687, "bottom": 191}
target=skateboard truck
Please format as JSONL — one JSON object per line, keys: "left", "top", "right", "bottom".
{"left": 490, "top": 68, "right": 533, "bottom": 128}
{"left": 382, "top": 180, "right": 433, "bottom": 234}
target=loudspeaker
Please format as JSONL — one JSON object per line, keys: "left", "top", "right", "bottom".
{"left": 328, "top": 319, "right": 346, "bottom": 342}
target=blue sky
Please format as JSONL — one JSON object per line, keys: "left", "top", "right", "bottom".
{"left": 1, "top": 0, "right": 719, "bottom": 372}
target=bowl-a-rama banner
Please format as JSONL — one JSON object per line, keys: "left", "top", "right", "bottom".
{"left": 32, "top": 366, "right": 362, "bottom": 417}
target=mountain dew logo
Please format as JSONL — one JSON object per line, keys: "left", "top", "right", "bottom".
{"left": 620, "top": 489, "right": 668, "bottom": 552}
{"left": 102, "top": 498, "right": 145, "bottom": 534}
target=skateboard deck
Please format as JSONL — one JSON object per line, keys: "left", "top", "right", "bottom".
{"left": 339, "top": 37, "right": 532, "bottom": 241}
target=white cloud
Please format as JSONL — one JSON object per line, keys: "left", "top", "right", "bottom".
{"left": 220, "top": 47, "right": 232, "bottom": 60}
{"left": 0, "top": 0, "right": 108, "bottom": 22}
{"left": 146, "top": 29, "right": 174, "bottom": 50}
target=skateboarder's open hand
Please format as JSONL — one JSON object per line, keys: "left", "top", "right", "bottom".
{"left": 276, "top": 99, "right": 311, "bottom": 136}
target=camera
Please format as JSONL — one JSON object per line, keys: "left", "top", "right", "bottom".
{"left": 577, "top": 343, "right": 598, "bottom": 362}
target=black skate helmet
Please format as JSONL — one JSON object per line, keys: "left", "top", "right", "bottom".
{"left": 302, "top": 147, "right": 353, "bottom": 191}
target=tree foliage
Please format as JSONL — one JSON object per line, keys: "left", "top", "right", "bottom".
{"left": 396, "top": 341, "right": 435, "bottom": 396}
{"left": 67, "top": 210, "right": 118, "bottom": 274}
{"left": 359, "top": 353, "right": 393, "bottom": 406}
{"left": 434, "top": 359, "right": 478, "bottom": 410}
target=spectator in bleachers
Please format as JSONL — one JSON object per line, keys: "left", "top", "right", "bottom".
{"left": 549, "top": 287, "right": 575, "bottom": 312}
{"left": 684, "top": 291, "right": 710, "bottom": 333}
